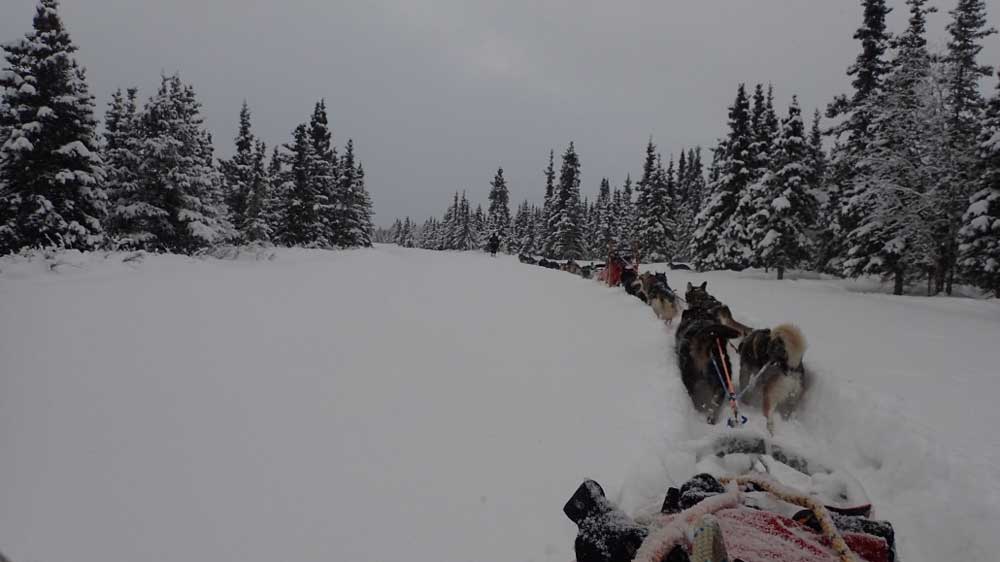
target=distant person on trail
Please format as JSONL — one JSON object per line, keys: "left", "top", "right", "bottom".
{"left": 487, "top": 233, "right": 500, "bottom": 257}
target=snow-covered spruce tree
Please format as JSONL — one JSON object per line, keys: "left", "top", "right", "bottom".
{"left": 526, "top": 201, "right": 538, "bottom": 254}
{"left": 676, "top": 147, "right": 706, "bottom": 259}
{"left": 241, "top": 140, "right": 272, "bottom": 243}
{"left": 103, "top": 87, "right": 142, "bottom": 245}
{"left": 337, "top": 139, "right": 374, "bottom": 247}
{"left": 401, "top": 217, "right": 415, "bottom": 248}
{"left": 691, "top": 85, "right": 753, "bottom": 270}
{"left": 307, "top": 100, "right": 341, "bottom": 246}
{"left": 595, "top": 178, "right": 614, "bottom": 254}
{"left": 610, "top": 187, "right": 624, "bottom": 250}
{"left": 580, "top": 196, "right": 594, "bottom": 259}
{"left": 435, "top": 210, "right": 449, "bottom": 250}
{"left": 540, "top": 149, "right": 556, "bottom": 256}
{"left": 353, "top": 162, "right": 375, "bottom": 247}
{"left": 549, "top": 142, "right": 585, "bottom": 259}
{"left": 510, "top": 200, "right": 527, "bottom": 253}
{"left": 450, "top": 192, "right": 474, "bottom": 250}
{"left": 219, "top": 101, "right": 256, "bottom": 239}
{"left": 520, "top": 203, "right": 539, "bottom": 254}
{"left": 619, "top": 174, "right": 636, "bottom": 250}
{"left": 0, "top": 0, "right": 106, "bottom": 253}
{"left": 530, "top": 205, "right": 545, "bottom": 253}
{"left": 674, "top": 149, "right": 691, "bottom": 254}
{"left": 118, "top": 75, "right": 230, "bottom": 252}
{"left": 635, "top": 140, "right": 675, "bottom": 261}
{"left": 664, "top": 155, "right": 680, "bottom": 256}
{"left": 432, "top": 209, "right": 444, "bottom": 249}
{"left": 807, "top": 108, "right": 836, "bottom": 271}
{"left": 677, "top": 150, "right": 688, "bottom": 209}
{"left": 472, "top": 204, "right": 486, "bottom": 249}
{"left": 265, "top": 145, "right": 286, "bottom": 240}
{"left": 726, "top": 85, "right": 781, "bottom": 269}
{"left": 750, "top": 84, "right": 767, "bottom": 167}
{"left": 749, "top": 84, "right": 780, "bottom": 181}
{"left": 844, "top": 0, "right": 940, "bottom": 295}
{"left": 447, "top": 192, "right": 463, "bottom": 250}
{"left": 752, "top": 97, "right": 816, "bottom": 279}
{"left": 959, "top": 73, "right": 1000, "bottom": 297}
{"left": 936, "top": 0, "right": 997, "bottom": 292}
{"left": 807, "top": 110, "right": 827, "bottom": 196}
{"left": 487, "top": 166, "right": 511, "bottom": 249}
{"left": 418, "top": 217, "right": 435, "bottom": 249}
{"left": 825, "top": 0, "right": 893, "bottom": 272}
{"left": 398, "top": 218, "right": 408, "bottom": 246}
{"left": 390, "top": 218, "right": 403, "bottom": 244}
{"left": 279, "top": 123, "right": 328, "bottom": 247}
{"left": 947, "top": 0, "right": 996, "bottom": 148}
{"left": 727, "top": 181, "right": 767, "bottom": 270}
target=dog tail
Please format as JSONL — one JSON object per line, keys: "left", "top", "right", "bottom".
{"left": 772, "top": 324, "right": 807, "bottom": 368}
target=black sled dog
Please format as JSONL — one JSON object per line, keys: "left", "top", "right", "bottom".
{"left": 675, "top": 299, "right": 743, "bottom": 424}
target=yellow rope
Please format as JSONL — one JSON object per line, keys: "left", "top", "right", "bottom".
{"left": 720, "top": 475, "right": 859, "bottom": 562}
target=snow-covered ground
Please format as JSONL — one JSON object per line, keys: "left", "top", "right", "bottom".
{"left": 1, "top": 246, "right": 998, "bottom": 562}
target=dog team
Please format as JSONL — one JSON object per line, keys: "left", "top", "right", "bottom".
{"left": 518, "top": 252, "right": 808, "bottom": 435}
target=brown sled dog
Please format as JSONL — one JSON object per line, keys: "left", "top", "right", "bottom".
{"left": 738, "top": 324, "right": 808, "bottom": 435}
{"left": 640, "top": 272, "right": 680, "bottom": 324}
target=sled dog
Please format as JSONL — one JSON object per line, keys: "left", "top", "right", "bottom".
{"left": 675, "top": 304, "right": 743, "bottom": 424}
{"left": 538, "top": 259, "right": 561, "bottom": 270}
{"left": 738, "top": 324, "right": 808, "bottom": 434}
{"left": 621, "top": 267, "right": 646, "bottom": 302}
{"left": 640, "top": 272, "right": 680, "bottom": 324}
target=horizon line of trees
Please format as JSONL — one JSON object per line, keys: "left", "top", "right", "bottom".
{"left": 385, "top": 0, "right": 1000, "bottom": 297}
{"left": 0, "top": 0, "right": 374, "bottom": 256}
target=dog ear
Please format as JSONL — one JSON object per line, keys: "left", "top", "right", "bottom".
{"left": 687, "top": 282, "right": 693, "bottom": 291}
{"left": 700, "top": 281, "right": 708, "bottom": 290}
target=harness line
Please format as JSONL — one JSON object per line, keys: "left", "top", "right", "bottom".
{"left": 710, "top": 338, "right": 745, "bottom": 426}
{"left": 735, "top": 361, "right": 774, "bottom": 402}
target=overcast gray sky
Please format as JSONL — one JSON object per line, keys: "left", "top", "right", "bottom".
{"left": 4, "top": 0, "right": 1000, "bottom": 225}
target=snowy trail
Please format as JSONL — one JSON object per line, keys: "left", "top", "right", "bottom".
{"left": 2, "top": 248, "right": 999, "bottom": 562}
{"left": 0, "top": 247, "right": 681, "bottom": 562}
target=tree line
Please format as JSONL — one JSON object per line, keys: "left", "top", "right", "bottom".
{"left": 387, "top": 0, "right": 1000, "bottom": 297}
{"left": 0, "top": 0, "right": 374, "bottom": 255}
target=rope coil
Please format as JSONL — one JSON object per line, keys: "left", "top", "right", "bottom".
{"left": 720, "top": 475, "right": 860, "bottom": 562}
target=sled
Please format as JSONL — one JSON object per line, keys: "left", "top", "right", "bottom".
{"left": 564, "top": 431, "right": 895, "bottom": 562}
{"left": 692, "top": 430, "right": 872, "bottom": 517}
{"left": 601, "top": 254, "right": 639, "bottom": 287}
